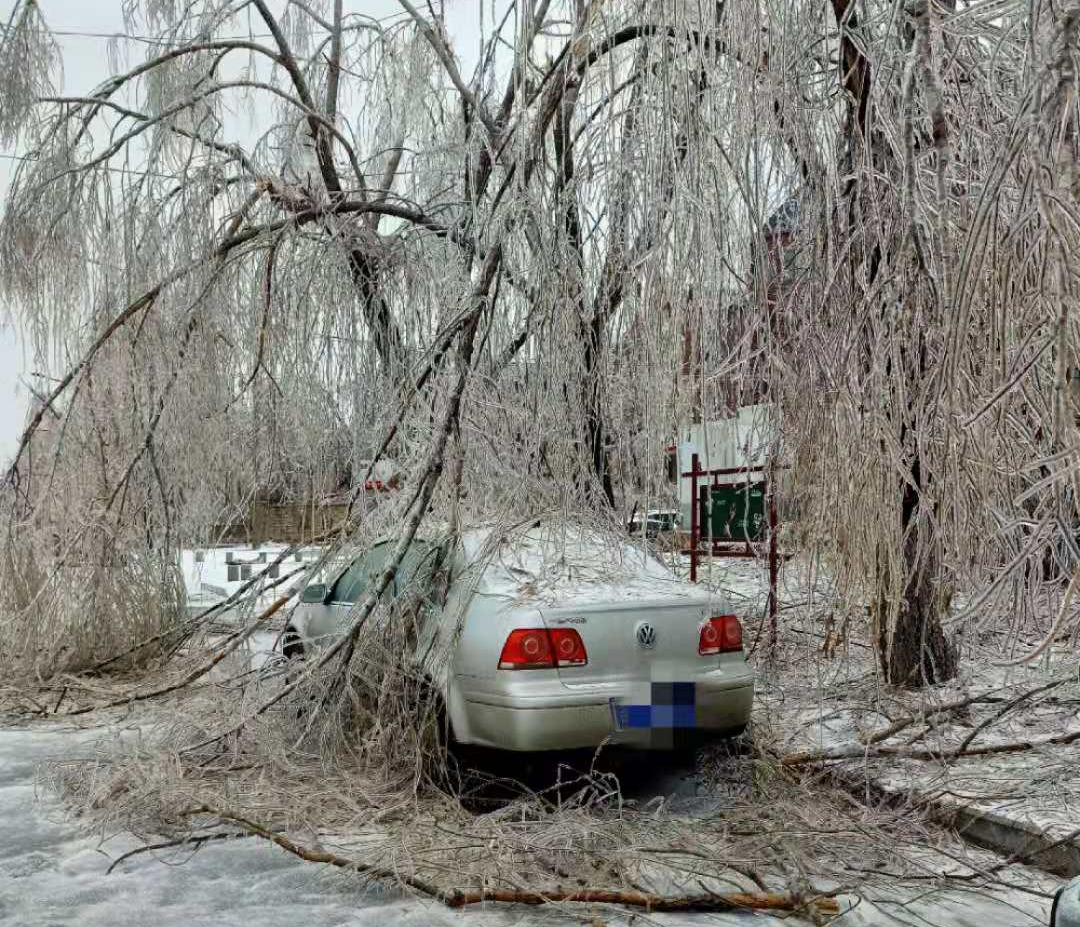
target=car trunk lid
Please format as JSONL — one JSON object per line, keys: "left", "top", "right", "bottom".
{"left": 542, "top": 597, "right": 720, "bottom": 689}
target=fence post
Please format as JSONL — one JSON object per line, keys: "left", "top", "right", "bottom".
{"left": 689, "top": 452, "right": 700, "bottom": 583}
{"left": 768, "top": 472, "right": 779, "bottom": 651}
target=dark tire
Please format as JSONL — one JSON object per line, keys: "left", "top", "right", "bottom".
{"left": 282, "top": 625, "right": 304, "bottom": 660}
{"left": 719, "top": 723, "right": 753, "bottom": 756}
{"left": 280, "top": 626, "right": 309, "bottom": 720}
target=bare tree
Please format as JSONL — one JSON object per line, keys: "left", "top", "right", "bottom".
{"left": 766, "top": 0, "right": 1080, "bottom": 684}
{"left": 0, "top": 0, "right": 1076, "bottom": 711}
{"left": 0, "top": 1, "right": 756, "bottom": 678}
{"left": 3, "top": 1, "right": 1080, "bottom": 918}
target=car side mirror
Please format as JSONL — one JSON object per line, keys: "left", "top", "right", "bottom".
{"left": 300, "top": 583, "right": 328, "bottom": 604}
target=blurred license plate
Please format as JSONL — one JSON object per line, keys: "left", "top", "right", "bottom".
{"left": 610, "top": 699, "right": 626, "bottom": 731}
{"left": 609, "top": 700, "right": 655, "bottom": 730}
{"left": 610, "top": 684, "right": 699, "bottom": 731}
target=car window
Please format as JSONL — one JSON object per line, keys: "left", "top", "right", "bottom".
{"left": 395, "top": 542, "right": 445, "bottom": 598}
{"left": 364, "top": 543, "right": 390, "bottom": 585}
{"left": 330, "top": 557, "right": 367, "bottom": 603}
{"left": 332, "top": 543, "right": 396, "bottom": 605}
{"left": 329, "top": 541, "right": 446, "bottom": 606}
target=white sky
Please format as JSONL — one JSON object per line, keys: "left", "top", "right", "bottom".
{"left": 0, "top": 0, "right": 497, "bottom": 463}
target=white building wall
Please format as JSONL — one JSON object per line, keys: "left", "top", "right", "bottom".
{"left": 676, "top": 404, "right": 776, "bottom": 525}
{"left": 181, "top": 545, "right": 323, "bottom": 620}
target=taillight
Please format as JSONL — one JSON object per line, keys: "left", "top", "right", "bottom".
{"left": 549, "top": 628, "right": 587, "bottom": 666}
{"left": 498, "top": 628, "right": 587, "bottom": 669}
{"left": 499, "top": 629, "right": 553, "bottom": 669}
{"left": 699, "top": 615, "right": 743, "bottom": 655}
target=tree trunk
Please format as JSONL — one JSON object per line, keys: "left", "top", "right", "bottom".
{"left": 552, "top": 72, "right": 617, "bottom": 510}
{"left": 830, "top": 0, "right": 955, "bottom": 685}
{"left": 880, "top": 448, "right": 957, "bottom": 686}
{"left": 582, "top": 312, "right": 617, "bottom": 510}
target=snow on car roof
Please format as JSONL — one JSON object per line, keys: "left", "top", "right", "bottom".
{"left": 458, "top": 523, "right": 711, "bottom": 606}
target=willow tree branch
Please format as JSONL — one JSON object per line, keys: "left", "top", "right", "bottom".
{"left": 61, "top": 582, "right": 299, "bottom": 717}
{"left": 396, "top": 0, "right": 499, "bottom": 142}
{"left": 251, "top": 0, "right": 343, "bottom": 197}
{"left": 107, "top": 832, "right": 251, "bottom": 874}
{"left": 324, "top": 0, "right": 345, "bottom": 126}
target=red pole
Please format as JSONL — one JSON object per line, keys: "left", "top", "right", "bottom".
{"left": 768, "top": 475, "right": 778, "bottom": 652}
{"left": 689, "top": 452, "right": 699, "bottom": 583}
{"left": 700, "top": 484, "right": 710, "bottom": 557}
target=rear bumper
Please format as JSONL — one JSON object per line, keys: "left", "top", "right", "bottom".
{"left": 461, "top": 677, "right": 754, "bottom": 752}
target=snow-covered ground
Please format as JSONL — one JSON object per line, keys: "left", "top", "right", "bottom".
{"left": 0, "top": 547, "right": 1061, "bottom": 925}
{"left": 0, "top": 720, "right": 1056, "bottom": 926}
{"left": 0, "top": 724, "right": 525, "bottom": 927}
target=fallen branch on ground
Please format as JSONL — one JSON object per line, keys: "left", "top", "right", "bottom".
{"left": 442, "top": 888, "right": 841, "bottom": 912}
{"left": 190, "top": 805, "right": 840, "bottom": 916}
{"left": 858, "top": 690, "right": 1006, "bottom": 746}
{"left": 106, "top": 832, "right": 251, "bottom": 874}
{"left": 784, "top": 727, "right": 1080, "bottom": 766}
{"left": 956, "top": 678, "right": 1067, "bottom": 753}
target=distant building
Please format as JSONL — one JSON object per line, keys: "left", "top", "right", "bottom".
{"left": 660, "top": 197, "right": 801, "bottom": 509}
{"left": 675, "top": 197, "right": 805, "bottom": 422}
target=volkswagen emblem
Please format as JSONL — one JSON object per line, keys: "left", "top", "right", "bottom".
{"left": 635, "top": 622, "right": 657, "bottom": 650}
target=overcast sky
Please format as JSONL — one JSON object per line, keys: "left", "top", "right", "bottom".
{"left": 0, "top": 0, "right": 495, "bottom": 463}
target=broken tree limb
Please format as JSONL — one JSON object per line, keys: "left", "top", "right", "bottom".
{"left": 186, "top": 805, "right": 445, "bottom": 898}
{"left": 957, "top": 678, "right": 1068, "bottom": 753}
{"left": 90, "top": 558, "right": 309, "bottom": 675}
{"left": 858, "top": 689, "right": 1006, "bottom": 746}
{"left": 191, "top": 805, "right": 839, "bottom": 916}
{"left": 441, "top": 888, "right": 840, "bottom": 914}
{"left": 784, "top": 727, "right": 1080, "bottom": 766}
{"left": 106, "top": 832, "right": 251, "bottom": 874}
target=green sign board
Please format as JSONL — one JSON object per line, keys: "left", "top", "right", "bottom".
{"left": 700, "top": 482, "right": 767, "bottom": 542}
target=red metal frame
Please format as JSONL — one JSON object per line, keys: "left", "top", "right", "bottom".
{"left": 683, "top": 453, "right": 781, "bottom": 648}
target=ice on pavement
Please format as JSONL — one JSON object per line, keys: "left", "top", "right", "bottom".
{"left": 0, "top": 723, "right": 1053, "bottom": 926}
{"left": 0, "top": 726, "right": 510, "bottom": 927}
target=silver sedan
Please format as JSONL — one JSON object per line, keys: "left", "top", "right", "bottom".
{"left": 284, "top": 525, "right": 754, "bottom": 752}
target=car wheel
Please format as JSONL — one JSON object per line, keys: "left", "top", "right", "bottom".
{"left": 719, "top": 723, "right": 753, "bottom": 756}
{"left": 279, "top": 626, "right": 311, "bottom": 719}
{"left": 282, "top": 625, "right": 304, "bottom": 660}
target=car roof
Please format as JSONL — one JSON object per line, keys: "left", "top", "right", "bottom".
{"left": 327, "top": 523, "right": 716, "bottom": 608}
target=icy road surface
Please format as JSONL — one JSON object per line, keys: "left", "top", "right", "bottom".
{"left": 0, "top": 722, "right": 1052, "bottom": 927}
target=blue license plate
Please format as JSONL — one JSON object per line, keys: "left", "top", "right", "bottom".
{"left": 610, "top": 683, "right": 699, "bottom": 731}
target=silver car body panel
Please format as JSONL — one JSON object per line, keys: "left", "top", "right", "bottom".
{"left": 289, "top": 527, "right": 754, "bottom": 751}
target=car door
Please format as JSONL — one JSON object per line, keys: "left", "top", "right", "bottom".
{"left": 396, "top": 541, "right": 450, "bottom": 632}
{"left": 331, "top": 541, "right": 429, "bottom": 632}
{"left": 309, "top": 540, "right": 447, "bottom": 651}
{"left": 303, "top": 554, "right": 369, "bottom": 645}
{"left": 400, "top": 540, "right": 458, "bottom": 676}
